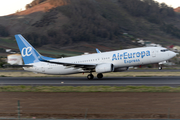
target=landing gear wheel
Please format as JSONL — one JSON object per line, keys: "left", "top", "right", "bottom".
{"left": 158, "top": 66, "right": 162, "bottom": 70}
{"left": 97, "top": 73, "right": 103, "bottom": 79}
{"left": 87, "top": 74, "right": 94, "bottom": 80}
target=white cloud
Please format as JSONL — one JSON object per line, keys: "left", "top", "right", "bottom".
{"left": 0, "top": 0, "right": 33, "bottom": 16}
{"left": 155, "top": 0, "right": 180, "bottom": 8}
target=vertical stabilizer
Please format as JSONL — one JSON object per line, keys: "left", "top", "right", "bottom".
{"left": 15, "top": 34, "right": 41, "bottom": 64}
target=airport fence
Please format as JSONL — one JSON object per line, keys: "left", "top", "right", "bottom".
{"left": 1, "top": 100, "right": 180, "bottom": 119}
{"left": 0, "top": 118, "right": 180, "bottom": 120}
{"left": 1, "top": 106, "right": 180, "bottom": 119}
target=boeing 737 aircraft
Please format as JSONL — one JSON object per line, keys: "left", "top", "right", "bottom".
{"left": 14, "top": 34, "right": 176, "bottom": 79}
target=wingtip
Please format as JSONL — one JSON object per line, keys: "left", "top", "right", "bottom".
{"left": 15, "top": 34, "right": 22, "bottom": 37}
{"left": 96, "top": 48, "right": 101, "bottom": 53}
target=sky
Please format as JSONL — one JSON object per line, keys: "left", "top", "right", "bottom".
{"left": 0, "top": 0, "right": 179, "bottom": 16}
{"left": 0, "top": 0, "right": 33, "bottom": 16}
{"left": 155, "top": 0, "right": 180, "bottom": 8}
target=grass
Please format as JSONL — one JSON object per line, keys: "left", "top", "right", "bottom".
{"left": 0, "top": 85, "right": 180, "bottom": 92}
{"left": 0, "top": 37, "right": 16, "bottom": 44}
{"left": 0, "top": 37, "right": 18, "bottom": 49}
{"left": 1, "top": 71, "right": 180, "bottom": 92}
{"left": 38, "top": 49, "right": 81, "bottom": 56}
{"left": 0, "top": 75, "right": 6, "bottom": 77}
{"left": 0, "top": 37, "right": 81, "bottom": 57}
{"left": 1, "top": 71, "right": 180, "bottom": 77}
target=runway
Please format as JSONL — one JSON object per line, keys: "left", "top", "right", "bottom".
{"left": 0, "top": 76, "right": 180, "bottom": 86}
{"left": 1, "top": 69, "right": 180, "bottom": 72}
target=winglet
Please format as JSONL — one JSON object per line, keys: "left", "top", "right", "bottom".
{"left": 96, "top": 48, "right": 101, "bottom": 53}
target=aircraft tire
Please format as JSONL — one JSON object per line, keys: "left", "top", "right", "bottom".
{"left": 97, "top": 73, "right": 103, "bottom": 79}
{"left": 87, "top": 74, "right": 94, "bottom": 80}
{"left": 158, "top": 66, "right": 162, "bottom": 70}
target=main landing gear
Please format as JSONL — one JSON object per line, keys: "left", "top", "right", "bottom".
{"left": 97, "top": 73, "right": 103, "bottom": 79}
{"left": 87, "top": 74, "right": 94, "bottom": 80}
{"left": 87, "top": 73, "right": 103, "bottom": 80}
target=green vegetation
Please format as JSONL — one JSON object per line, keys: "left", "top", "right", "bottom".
{"left": 23, "top": 32, "right": 48, "bottom": 47}
{"left": 120, "top": 0, "right": 175, "bottom": 24}
{"left": 161, "top": 23, "right": 180, "bottom": 39}
{"left": 38, "top": 49, "right": 80, "bottom": 56}
{"left": 0, "top": 24, "right": 9, "bottom": 37}
{"left": 53, "top": 0, "right": 132, "bottom": 44}
{"left": 0, "top": 57, "right": 6, "bottom": 68}
{"left": 2, "top": 0, "right": 180, "bottom": 50}
{"left": 0, "top": 85, "right": 180, "bottom": 92}
{"left": 0, "top": 37, "right": 18, "bottom": 50}
{"left": 21, "top": 0, "right": 180, "bottom": 47}
{"left": 1, "top": 71, "right": 180, "bottom": 77}
{"left": 0, "top": 48, "right": 5, "bottom": 53}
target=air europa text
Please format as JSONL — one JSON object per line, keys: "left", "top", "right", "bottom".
{"left": 112, "top": 50, "right": 150, "bottom": 61}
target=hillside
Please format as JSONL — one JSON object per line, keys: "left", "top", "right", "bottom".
{"left": 1, "top": 0, "right": 180, "bottom": 55}
{"left": 174, "top": 7, "right": 180, "bottom": 13}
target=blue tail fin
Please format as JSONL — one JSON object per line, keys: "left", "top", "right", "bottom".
{"left": 15, "top": 34, "right": 41, "bottom": 64}
{"left": 96, "top": 48, "right": 101, "bottom": 53}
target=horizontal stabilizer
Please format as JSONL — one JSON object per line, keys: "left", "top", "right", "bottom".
{"left": 3, "top": 64, "right": 33, "bottom": 68}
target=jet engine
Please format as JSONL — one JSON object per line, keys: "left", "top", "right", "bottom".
{"left": 95, "top": 63, "right": 114, "bottom": 73}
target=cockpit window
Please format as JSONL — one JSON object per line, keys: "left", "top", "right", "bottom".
{"left": 161, "top": 49, "right": 169, "bottom": 52}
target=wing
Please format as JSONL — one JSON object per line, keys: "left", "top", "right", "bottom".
{"left": 39, "top": 57, "right": 96, "bottom": 70}
{"left": 3, "top": 64, "right": 33, "bottom": 68}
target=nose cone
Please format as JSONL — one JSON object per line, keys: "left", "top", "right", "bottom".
{"left": 169, "top": 51, "right": 176, "bottom": 58}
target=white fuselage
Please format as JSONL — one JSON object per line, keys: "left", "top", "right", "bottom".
{"left": 23, "top": 47, "right": 176, "bottom": 75}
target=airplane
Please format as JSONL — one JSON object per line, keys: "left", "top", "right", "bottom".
{"left": 14, "top": 34, "right": 176, "bottom": 79}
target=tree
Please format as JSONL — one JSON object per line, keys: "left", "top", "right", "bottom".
{"left": 0, "top": 25, "right": 9, "bottom": 37}
{"left": 25, "top": 0, "right": 46, "bottom": 9}
{"left": 25, "top": 4, "right": 31, "bottom": 9}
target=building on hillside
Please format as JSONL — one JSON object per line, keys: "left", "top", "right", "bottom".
{"left": 6, "top": 49, "right": 11, "bottom": 53}
{"left": 167, "top": 45, "right": 174, "bottom": 51}
{"left": 145, "top": 43, "right": 162, "bottom": 47}
{"left": 173, "top": 46, "right": 180, "bottom": 52}
{"left": 137, "top": 40, "right": 145, "bottom": 45}
{"left": 7, "top": 54, "right": 23, "bottom": 65}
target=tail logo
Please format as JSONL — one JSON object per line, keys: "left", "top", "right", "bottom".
{"left": 21, "top": 47, "right": 32, "bottom": 57}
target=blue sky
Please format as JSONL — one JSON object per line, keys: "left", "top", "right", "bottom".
{"left": 0, "top": 0, "right": 179, "bottom": 16}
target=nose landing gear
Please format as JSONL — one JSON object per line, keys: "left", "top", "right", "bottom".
{"left": 158, "top": 66, "right": 162, "bottom": 70}
{"left": 158, "top": 61, "right": 166, "bottom": 70}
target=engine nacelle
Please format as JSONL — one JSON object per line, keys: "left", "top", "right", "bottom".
{"left": 114, "top": 67, "right": 129, "bottom": 72}
{"left": 95, "top": 63, "right": 114, "bottom": 73}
